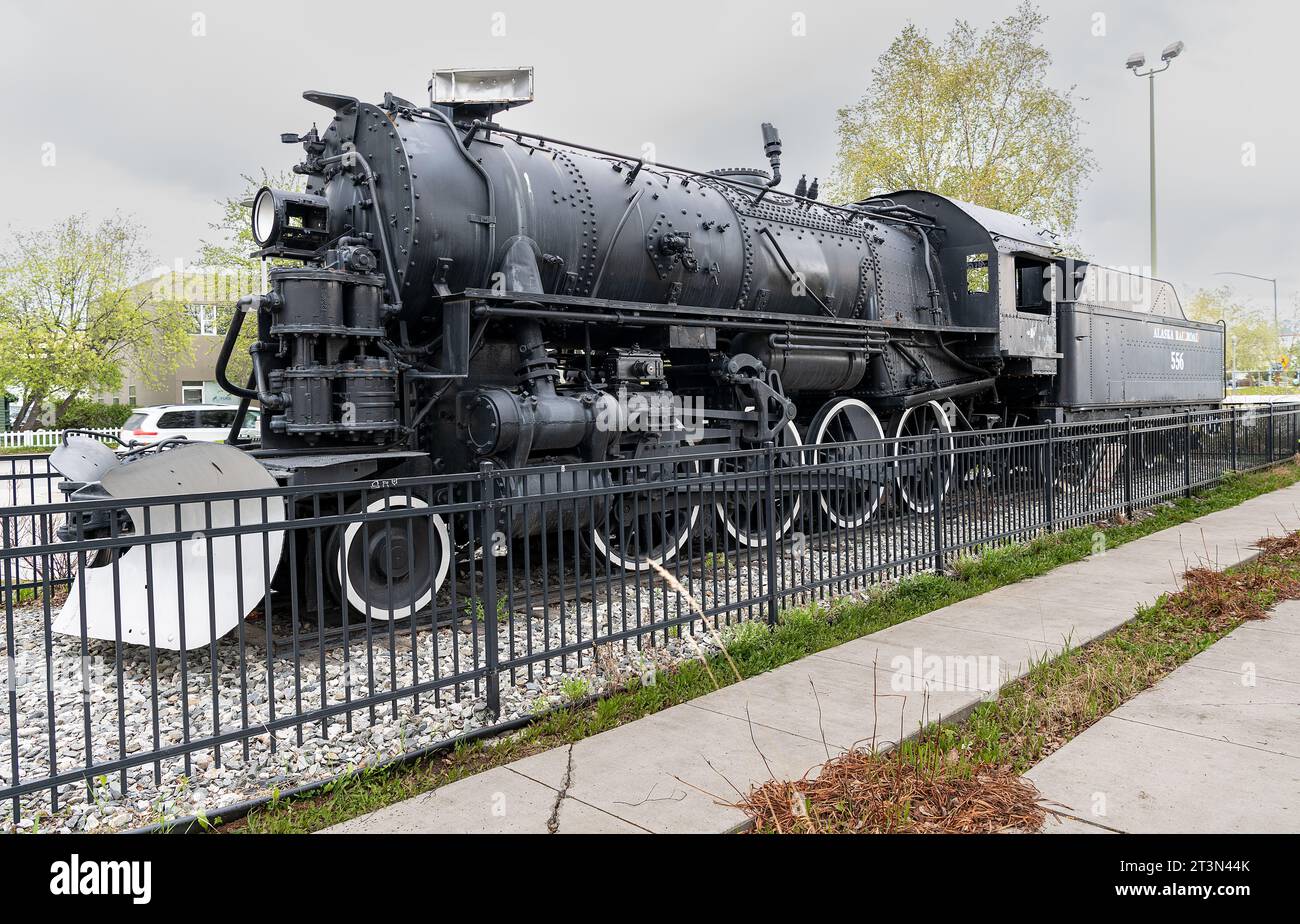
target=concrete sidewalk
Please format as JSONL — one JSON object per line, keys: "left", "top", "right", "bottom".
{"left": 325, "top": 482, "right": 1300, "bottom": 834}
{"left": 1033, "top": 599, "right": 1300, "bottom": 834}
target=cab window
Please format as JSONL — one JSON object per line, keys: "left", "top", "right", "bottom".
{"left": 1014, "top": 257, "right": 1052, "bottom": 315}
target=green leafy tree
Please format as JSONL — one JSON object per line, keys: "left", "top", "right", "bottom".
{"left": 830, "top": 1, "right": 1095, "bottom": 237}
{"left": 196, "top": 170, "right": 303, "bottom": 385}
{"left": 0, "top": 215, "right": 192, "bottom": 429}
{"left": 1185, "top": 286, "right": 1279, "bottom": 376}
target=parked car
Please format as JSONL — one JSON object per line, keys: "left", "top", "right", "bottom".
{"left": 120, "top": 405, "right": 260, "bottom": 446}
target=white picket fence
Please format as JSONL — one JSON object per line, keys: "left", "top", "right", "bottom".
{"left": 0, "top": 427, "right": 120, "bottom": 450}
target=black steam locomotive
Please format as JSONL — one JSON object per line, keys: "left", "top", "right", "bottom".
{"left": 53, "top": 68, "right": 1224, "bottom": 643}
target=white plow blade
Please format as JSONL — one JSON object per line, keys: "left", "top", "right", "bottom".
{"left": 50, "top": 434, "right": 120, "bottom": 484}
{"left": 53, "top": 443, "right": 286, "bottom": 650}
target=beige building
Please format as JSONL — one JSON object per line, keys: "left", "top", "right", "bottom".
{"left": 96, "top": 269, "right": 249, "bottom": 409}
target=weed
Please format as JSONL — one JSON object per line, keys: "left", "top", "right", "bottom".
{"left": 560, "top": 676, "right": 590, "bottom": 702}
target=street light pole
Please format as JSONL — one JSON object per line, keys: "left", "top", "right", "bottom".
{"left": 1148, "top": 72, "right": 1156, "bottom": 276}
{"left": 1127, "top": 41, "right": 1184, "bottom": 277}
{"left": 1214, "top": 271, "right": 1280, "bottom": 332}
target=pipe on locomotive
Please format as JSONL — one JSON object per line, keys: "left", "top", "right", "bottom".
{"left": 753, "top": 122, "right": 783, "bottom": 203}
{"left": 214, "top": 292, "right": 296, "bottom": 417}
{"left": 215, "top": 294, "right": 264, "bottom": 401}
{"left": 316, "top": 150, "right": 403, "bottom": 314}
{"left": 417, "top": 106, "right": 498, "bottom": 282}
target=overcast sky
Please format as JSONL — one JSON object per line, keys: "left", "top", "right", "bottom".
{"left": 2, "top": 0, "right": 1296, "bottom": 321}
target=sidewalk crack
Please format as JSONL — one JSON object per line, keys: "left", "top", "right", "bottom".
{"left": 547, "top": 744, "right": 575, "bottom": 834}
{"left": 1042, "top": 809, "right": 1126, "bottom": 834}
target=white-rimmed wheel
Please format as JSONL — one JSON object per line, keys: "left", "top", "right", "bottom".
{"left": 810, "top": 398, "right": 888, "bottom": 529}
{"left": 329, "top": 495, "right": 451, "bottom": 620}
{"left": 893, "top": 400, "right": 955, "bottom": 514}
{"left": 712, "top": 420, "right": 804, "bottom": 548}
{"left": 592, "top": 457, "right": 702, "bottom": 571}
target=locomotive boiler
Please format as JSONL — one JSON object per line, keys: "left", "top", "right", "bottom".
{"left": 51, "top": 67, "right": 1225, "bottom": 647}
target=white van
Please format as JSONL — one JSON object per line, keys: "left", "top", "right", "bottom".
{"left": 120, "top": 405, "right": 260, "bottom": 446}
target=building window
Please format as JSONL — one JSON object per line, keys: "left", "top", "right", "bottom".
{"left": 128, "top": 385, "right": 137, "bottom": 406}
{"left": 181, "top": 381, "right": 204, "bottom": 405}
{"left": 185, "top": 304, "right": 227, "bottom": 336}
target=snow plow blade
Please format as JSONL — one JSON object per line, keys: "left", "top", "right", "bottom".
{"left": 51, "top": 442, "right": 286, "bottom": 650}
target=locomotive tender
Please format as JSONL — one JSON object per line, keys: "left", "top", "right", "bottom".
{"left": 52, "top": 67, "right": 1224, "bottom": 645}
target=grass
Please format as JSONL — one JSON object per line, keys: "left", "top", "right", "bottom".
{"left": 226, "top": 459, "right": 1300, "bottom": 834}
{"left": 559, "top": 676, "right": 591, "bottom": 702}
{"left": 739, "top": 528, "right": 1300, "bottom": 833}
{"left": 1229, "top": 385, "right": 1300, "bottom": 396}
{"left": 701, "top": 551, "right": 733, "bottom": 574}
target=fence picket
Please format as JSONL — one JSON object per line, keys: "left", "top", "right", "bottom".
{"left": 0, "top": 428, "right": 120, "bottom": 450}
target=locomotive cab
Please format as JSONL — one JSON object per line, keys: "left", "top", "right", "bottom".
{"left": 879, "top": 191, "right": 1062, "bottom": 378}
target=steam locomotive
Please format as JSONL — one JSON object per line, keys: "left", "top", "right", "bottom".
{"left": 52, "top": 67, "right": 1224, "bottom": 647}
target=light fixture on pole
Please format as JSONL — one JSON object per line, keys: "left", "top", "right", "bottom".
{"left": 1126, "top": 40, "right": 1184, "bottom": 277}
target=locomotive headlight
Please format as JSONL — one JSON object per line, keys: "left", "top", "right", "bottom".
{"left": 251, "top": 187, "right": 279, "bottom": 246}
{"left": 248, "top": 186, "right": 331, "bottom": 252}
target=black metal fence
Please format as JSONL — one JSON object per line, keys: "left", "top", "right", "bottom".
{"left": 2, "top": 402, "right": 1296, "bottom": 828}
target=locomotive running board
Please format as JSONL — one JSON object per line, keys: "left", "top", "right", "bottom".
{"left": 460, "top": 288, "right": 999, "bottom": 336}
{"left": 52, "top": 443, "right": 287, "bottom": 651}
